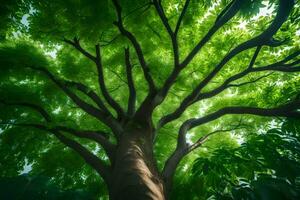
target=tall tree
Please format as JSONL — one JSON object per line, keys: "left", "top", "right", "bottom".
{"left": 0, "top": 0, "right": 300, "bottom": 199}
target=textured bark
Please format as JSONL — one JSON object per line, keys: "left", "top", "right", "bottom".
{"left": 109, "top": 123, "right": 165, "bottom": 200}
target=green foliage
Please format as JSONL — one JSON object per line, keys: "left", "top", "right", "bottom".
{"left": 0, "top": 0, "right": 30, "bottom": 40}
{"left": 0, "top": 41, "right": 48, "bottom": 69}
{"left": 0, "top": 0, "right": 299, "bottom": 199}
{"left": 0, "top": 174, "right": 94, "bottom": 200}
{"left": 239, "top": 0, "right": 266, "bottom": 17}
{"left": 172, "top": 119, "right": 300, "bottom": 199}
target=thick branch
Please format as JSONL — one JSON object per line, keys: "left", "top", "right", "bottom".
{"left": 162, "top": 124, "right": 244, "bottom": 190}
{"left": 64, "top": 38, "right": 124, "bottom": 120}
{"left": 152, "top": 0, "right": 179, "bottom": 82}
{"left": 254, "top": 64, "right": 300, "bottom": 73}
{"left": 179, "top": 100, "right": 300, "bottom": 147}
{"left": 181, "top": 0, "right": 294, "bottom": 67}
{"left": 51, "top": 130, "right": 111, "bottom": 183}
{"left": 152, "top": 0, "right": 173, "bottom": 37}
{"left": 0, "top": 122, "right": 112, "bottom": 183}
{"left": 55, "top": 126, "right": 116, "bottom": 161}
{"left": 215, "top": 0, "right": 234, "bottom": 24}
{"left": 158, "top": 0, "right": 295, "bottom": 128}
{"left": 198, "top": 55, "right": 300, "bottom": 102}
{"left": 65, "top": 80, "right": 111, "bottom": 114}
{"left": 174, "top": 0, "right": 191, "bottom": 36}
{"left": 112, "top": 0, "right": 156, "bottom": 93}
{"left": 29, "top": 66, "right": 123, "bottom": 135}
{"left": 248, "top": 46, "right": 262, "bottom": 69}
{"left": 194, "top": 70, "right": 273, "bottom": 103}
{"left": 0, "top": 98, "right": 116, "bottom": 160}
{"left": 180, "top": 0, "right": 243, "bottom": 68}
{"left": 95, "top": 44, "right": 125, "bottom": 120}
{"left": 152, "top": 0, "right": 180, "bottom": 70}
{"left": 125, "top": 48, "right": 136, "bottom": 117}
{"left": 186, "top": 0, "right": 293, "bottom": 89}
{"left": 162, "top": 99, "right": 299, "bottom": 192}
{"left": 155, "top": 0, "right": 241, "bottom": 107}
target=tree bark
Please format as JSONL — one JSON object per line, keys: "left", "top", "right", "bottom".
{"left": 109, "top": 123, "right": 165, "bottom": 200}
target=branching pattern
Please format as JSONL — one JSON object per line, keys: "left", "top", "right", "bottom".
{"left": 1, "top": 0, "right": 300, "bottom": 197}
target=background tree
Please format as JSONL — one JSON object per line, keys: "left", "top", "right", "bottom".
{"left": 0, "top": 0, "right": 300, "bottom": 199}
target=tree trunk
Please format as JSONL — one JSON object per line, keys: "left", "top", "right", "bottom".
{"left": 108, "top": 124, "right": 166, "bottom": 200}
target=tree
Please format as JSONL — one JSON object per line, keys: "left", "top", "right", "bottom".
{"left": 0, "top": 0, "right": 300, "bottom": 199}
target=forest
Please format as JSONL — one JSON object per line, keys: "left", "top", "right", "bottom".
{"left": 0, "top": 0, "right": 300, "bottom": 199}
